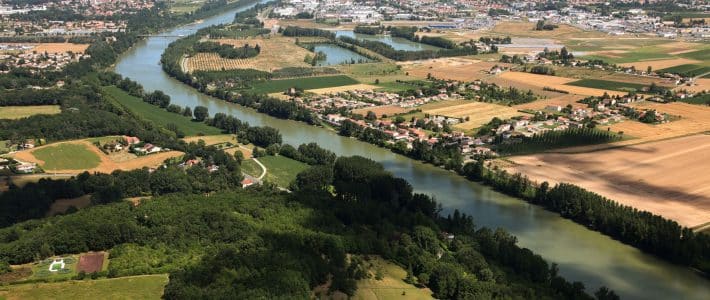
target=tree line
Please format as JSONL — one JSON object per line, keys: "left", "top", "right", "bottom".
{"left": 193, "top": 41, "right": 260, "bottom": 59}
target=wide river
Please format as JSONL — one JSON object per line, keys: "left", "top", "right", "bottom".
{"left": 115, "top": 2, "right": 710, "bottom": 298}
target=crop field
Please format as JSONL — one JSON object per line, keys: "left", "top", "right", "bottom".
{"left": 307, "top": 84, "right": 379, "bottom": 94}
{"left": 495, "top": 72, "right": 625, "bottom": 97}
{"left": 599, "top": 73, "right": 677, "bottom": 87}
{"left": 514, "top": 94, "right": 586, "bottom": 111}
{"left": 104, "top": 86, "right": 220, "bottom": 136}
{"left": 618, "top": 58, "right": 702, "bottom": 70}
{"left": 0, "top": 274, "right": 169, "bottom": 300}
{"left": 566, "top": 79, "right": 647, "bottom": 92}
{"left": 30, "top": 142, "right": 102, "bottom": 171}
{"left": 598, "top": 102, "right": 710, "bottom": 146}
{"left": 336, "top": 63, "right": 409, "bottom": 84}
{"left": 186, "top": 37, "right": 311, "bottom": 72}
{"left": 246, "top": 75, "right": 359, "bottom": 94}
{"left": 182, "top": 134, "right": 236, "bottom": 146}
{"left": 0, "top": 105, "right": 61, "bottom": 120}
{"left": 32, "top": 43, "right": 90, "bottom": 54}
{"left": 401, "top": 58, "right": 506, "bottom": 82}
{"left": 12, "top": 139, "right": 184, "bottom": 174}
{"left": 488, "top": 22, "right": 606, "bottom": 40}
{"left": 506, "top": 134, "right": 710, "bottom": 227}
{"left": 677, "top": 78, "right": 710, "bottom": 93}
{"left": 679, "top": 48, "right": 710, "bottom": 61}
{"left": 352, "top": 104, "right": 409, "bottom": 117}
{"left": 423, "top": 101, "right": 521, "bottom": 130}
{"left": 658, "top": 64, "right": 710, "bottom": 77}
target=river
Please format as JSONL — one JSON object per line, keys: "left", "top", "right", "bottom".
{"left": 114, "top": 2, "right": 710, "bottom": 299}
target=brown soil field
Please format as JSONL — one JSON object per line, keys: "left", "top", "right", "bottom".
{"left": 618, "top": 58, "right": 702, "bottom": 70}
{"left": 187, "top": 37, "right": 311, "bottom": 72}
{"left": 514, "top": 94, "right": 586, "bottom": 111}
{"left": 352, "top": 105, "right": 409, "bottom": 117}
{"left": 498, "top": 72, "right": 574, "bottom": 85}
{"left": 77, "top": 252, "right": 106, "bottom": 273}
{"left": 402, "top": 58, "right": 506, "bottom": 82}
{"left": 307, "top": 84, "right": 379, "bottom": 94}
{"left": 589, "top": 50, "right": 628, "bottom": 58}
{"left": 47, "top": 195, "right": 92, "bottom": 216}
{"left": 12, "top": 140, "right": 183, "bottom": 174}
{"left": 676, "top": 78, "right": 710, "bottom": 93}
{"left": 424, "top": 101, "right": 521, "bottom": 129}
{"left": 506, "top": 134, "right": 710, "bottom": 227}
{"left": 658, "top": 41, "right": 705, "bottom": 55}
{"left": 32, "top": 43, "right": 90, "bottom": 54}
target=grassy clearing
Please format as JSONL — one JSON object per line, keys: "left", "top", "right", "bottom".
{"left": 0, "top": 105, "right": 61, "bottom": 120}
{"left": 32, "top": 143, "right": 101, "bottom": 171}
{"left": 351, "top": 256, "right": 432, "bottom": 300}
{"left": 566, "top": 79, "right": 647, "bottom": 92}
{"left": 658, "top": 64, "right": 710, "bottom": 77}
{"left": 240, "top": 158, "right": 263, "bottom": 177}
{"left": 256, "top": 155, "right": 309, "bottom": 188}
{"left": 0, "top": 274, "right": 168, "bottom": 300}
{"left": 103, "top": 86, "right": 220, "bottom": 136}
{"left": 245, "top": 75, "right": 359, "bottom": 94}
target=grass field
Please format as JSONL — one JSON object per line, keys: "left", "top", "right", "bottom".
{"left": 0, "top": 274, "right": 168, "bottom": 300}
{"left": 566, "top": 79, "right": 647, "bottom": 92}
{"left": 31, "top": 143, "right": 101, "bottom": 170}
{"left": 0, "top": 105, "right": 61, "bottom": 120}
{"left": 244, "top": 155, "right": 309, "bottom": 188}
{"left": 350, "top": 256, "right": 432, "bottom": 300}
{"left": 245, "top": 75, "right": 359, "bottom": 94}
{"left": 658, "top": 64, "right": 710, "bottom": 77}
{"left": 103, "top": 86, "right": 220, "bottom": 136}
{"left": 679, "top": 48, "right": 710, "bottom": 61}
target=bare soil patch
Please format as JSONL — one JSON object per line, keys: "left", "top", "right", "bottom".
{"left": 506, "top": 134, "right": 710, "bottom": 227}
{"left": 402, "top": 58, "right": 506, "bottom": 81}
{"left": 495, "top": 72, "right": 625, "bottom": 97}
{"left": 77, "top": 252, "right": 105, "bottom": 274}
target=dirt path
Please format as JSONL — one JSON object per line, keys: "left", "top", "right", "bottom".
{"left": 252, "top": 157, "right": 266, "bottom": 180}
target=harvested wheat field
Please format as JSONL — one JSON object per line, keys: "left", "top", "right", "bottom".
{"left": 618, "top": 58, "right": 702, "bottom": 71}
{"left": 12, "top": 140, "right": 183, "bottom": 174}
{"left": 495, "top": 72, "right": 625, "bottom": 97}
{"left": 514, "top": 94, "right": 586, "bottom": 111}
{"left": 489, "top": 22, "right": 605, "bottom": 39}
{"left": 506, "top": 134, "right": 710, "bottom": 227}
{"left": 424, "top": 101, "right": 521, "bottom": 129}
{"left": 352, "top": 104, "right": 409, "bottom": 117}
{"left": 402, "top": 59, "right": 506, "bottom": 81}
{"left": 33, "top": 43, "right": 90, "bottom": 54}
{"left": 186, "top": 37, "right": 311, "bottom": 72}
{"left": 600, "top": 73, "right": 677, "bottom": 87}
{"left": 600, "top": 102, "right": 710, "bottom": 143}
{"left": 676, "top": 78, "right": 710, "bottom": 93}
{"left": 308, "top": 84, "right": 378, "bottom": 94}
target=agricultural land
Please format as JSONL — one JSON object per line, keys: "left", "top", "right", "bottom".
{"left": 505, "top": 134, "right": 710, "bottom": 228}
{"left": 0, "top": 105, "right": 61, "bottom": 120}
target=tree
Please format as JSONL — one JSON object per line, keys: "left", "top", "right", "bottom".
{"left": 193, "top": 106, "right": 209, "bottom": 121}
{"left": 183, "top": 106, "right": 192, "bottom": 118}
{"left": 365, "top": 111, "right": 377, "bottom": 121}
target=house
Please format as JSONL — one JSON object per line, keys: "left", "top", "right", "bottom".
{"left": 123, "top": 136, "right": 140, "bottom": 145}
{"left": 241, "top": 178, "right": 255, "bottom": 188}
{"left": 14, "top": 162, "right": 36, "bottom": 174}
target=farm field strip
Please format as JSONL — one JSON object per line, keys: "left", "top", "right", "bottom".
{"left": 307, "top": 83, "right": 378, "bottom": 94}
{"left": 187, "top": 37, "right": 311, "bottom": 72}
{"left": 352, "top": 104, "right": 409, "bottom": 117}
{"left": 0, "top": 105, "right": 61, "bottom": 120}
{"left": 0, "top": 274, "right": 169, "bottom": 300}
{"left": 618, "top": 58, "right": 702, "bottom": 70}
{"left": 566, "top": 79, "right": 647, "bottom": 92}
{"left": 246, "top": 75, "right": 359, "bottom": 94}
{"left": 506, "top": 134, "right": 710, "bottom": 227}
{"left": 424, "top": 101, "right": 521, "bottom": 129}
